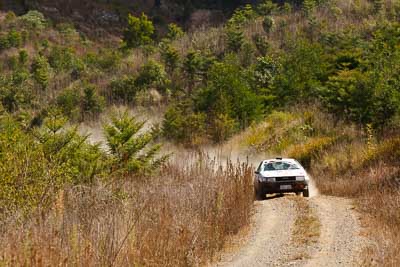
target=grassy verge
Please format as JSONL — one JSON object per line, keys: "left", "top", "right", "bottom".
{"left": 0, "top": 154, "right": 253, "bottom": 266}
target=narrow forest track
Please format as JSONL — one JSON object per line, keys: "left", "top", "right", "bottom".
{"left": 214, "top": 194, "right": 367, "bottom": 267}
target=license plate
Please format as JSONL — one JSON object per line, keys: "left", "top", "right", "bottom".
{"left": 280, "top": 185, "right": 292, "bottom": 190}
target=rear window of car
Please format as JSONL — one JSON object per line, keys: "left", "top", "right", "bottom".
{"left": 264, "top": 161, "right": 300, "bottom": 171}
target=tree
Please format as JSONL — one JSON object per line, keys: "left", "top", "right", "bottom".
{"left": 81, "top": 84, "right": 104, "bottom": 120}
{"left": 32, "top": 55, "right": 51, "bottom": 89}
{"left": 257, "top": 0, "right": 278, "bottom": 16}
{"left": 226, "top": 27, "right": 245, "bottom": 52}
{"left": 262, "top": 16, "right": 275, "bottom": 34}
{"left": 373, "top": 0, "right": 384, "bottom": 14}
{"left": 166, "top": 23, "right": 184, "bottom": 40}
{"left": 123, "top": 13, "right": 154, "bottom": 48}
{"left": 303, "top": 0, "right": 316, "bottom": 17}
{"left": 104, "top": 111, "right": 168, "bottom": 176}
{"left": 321, "top": 69, "right": 374, "bottom": 124}
{"left": 160, "top": 42, "right": 180, "bottom": 73}
{"left": 196, "top": 61, "right": 263, "bottom": 129}
{"left": 135, "top": 60, "right": 168, "bottom": 90}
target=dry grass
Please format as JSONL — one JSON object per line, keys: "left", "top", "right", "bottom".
{"left": 311, "top": 136, "right": 400, "bottom": 266}
{"left": 0, "top": 154, "right": 254, "bottom": 266}
{"left": 292, "top": 197, "right": 321, "bottom": 246}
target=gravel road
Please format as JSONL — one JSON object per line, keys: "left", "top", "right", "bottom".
{"left": 214, "top": 194, "right": 366, "bottom": 267}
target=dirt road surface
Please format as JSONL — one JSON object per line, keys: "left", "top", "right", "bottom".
{"left": 214, "top": 194, "right": 366, "bottom": 267}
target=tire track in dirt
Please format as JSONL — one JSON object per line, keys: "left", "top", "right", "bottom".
{"left": 214, "top": 195, "right": 366, "bottom": 267}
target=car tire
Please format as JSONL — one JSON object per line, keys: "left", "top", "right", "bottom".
{"left": 303, "top": 189, "right": 310, "bottom": 198}
{"left": 255, "top": 188, "right": 266, "bottom": 200}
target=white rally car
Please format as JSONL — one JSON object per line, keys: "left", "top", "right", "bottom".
{"left": 254, "top": 158, "right": 310, "bottom": 199}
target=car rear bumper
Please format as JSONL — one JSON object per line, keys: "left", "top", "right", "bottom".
{"left": 256, "top": 181, "right": 308, "bottom": 194}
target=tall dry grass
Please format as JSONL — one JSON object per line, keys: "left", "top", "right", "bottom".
{"left": 0, "top": 154, "right": 253, "bottom": 266}
{"left": 311, "top": 136, "right": 400, "bottom": 266}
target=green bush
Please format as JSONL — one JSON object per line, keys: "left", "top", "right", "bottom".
{"left": 162, "top": 102, "right": 207, "bottom": 146}
{"left": 85, "top": 49, "right": 121, "bottom": 71}
{"left": 81, "top": 83, "right": 104, "bottom": 120}
{"left": 166, "top": 23, "right": 184, "bottom": 40}
{"left": 210, "top": 113, "right": 238, "bottom": 143}
{"left": 196, "top": 61, "right": 263, "bottom": 130}
{"left": 56, "top": 88, "right": 81, "bottom": 120}
{"left": 48, "top": 46, "right": 76, "bottom": 72}
{"left": 288, "top": 136, "right": 339, "bottom": 169}
{"left": 227, "top": 5, "right": 256, "bottom": 28}
{"left": 257, "top": 0, "right": 278, "bottom": 16}
{"left": 104, "top": 111, "right": 168, "bottom": 176}
{"left": 253, "top": 34, "right": 270, "bottom": 56}
{"left": 160, "top": 42, "right": 180, "bottom": 73}
{"left": 31, "top": 55, "right": 51, "bottom": 89}
{"left": 262, "top": 16, "right": 275, "bottom": 34}
{"left": 123, "top": 13, "right": 154, "bottom": 48}
{"left": 0, "top": 34, "right": 10, "bottom": 50}
{"left": 135, "top": 60, "right": 168, "bottom": 90}
{"left": 108, "top": 75, "right": 138, "bottom": 103}
{"left": 0, "top": 113, "right": 103, "bottom": 219}
{"left": 19, "top": 10, "right": 47, "bottom": 29}
{"left": 321, "top": 69, "right": 374, "bottom": 124}
{"left": 7, "top": 29, "right": 23, "bottom": 47}
{"left": 226, "top": 27, "right": 245, "bottom": 52}
{"left": 18, "top": 50, "right": 29, "bottom": 65}
{"left": 0, "top": 74, "right": 32, "bottom": 113}
{"left": 0, "top": 116, "right": 72, "bottom": 219}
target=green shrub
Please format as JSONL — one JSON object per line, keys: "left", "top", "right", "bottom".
{"left": 166, "top": 23, "right": 184, "bottom": 40}
{"left": 4, "top": 11, "right": 16, "bottom": 22}
{"left": 0, "top": 113, "right": 102, "bottom": 219}
{"left": 254, "top": 55, "right": 281, "bottom": 88}
{"left": 31, "top": 55, "right": 51, "bottom": 89}
{"left": 227, "top": 5, "right": 256, "bottom": 28}
{"left": 0, "top": 34, "right": 10, "bottom": 50}
{"left": 182, "top": 50, "right": 215, "bottom": 91}
{"left": 160, "top": 42, "right": 180, "bottom": 73}
{"left": 162, "top": 102, "right": 207, "bottom": 146}
{"left": 210, "top": 113, "right": 238, "bottom": 143}
{"left": 108, "top": 75, "right": 138, "bottom": 103}
{"left": 196, "top": 61, "right": 263, "bottom": 130}
{"left": 104, "top": 111, "right": 168, "bottom": 176}
{"left": 303, "top": 0, "right": 316, "bottom": 16}
{"left": 288, "top": 136, "right": 339, "bottom": 169}
{"left": 35, "top": 111, "right": 104, "bottom": 184}
{"left": 56, "top": 88, "right": 81, "bottom": 120}
{"left": 0, "top": 74, "right": 31, "bottom": 113}
{"left": 257, "top": 0, "right": 278, "bottom": 16}
{"left": 19, "top": 10, "right": 47, "bottom": 29}
{"left": 123, "top": 13, "right": 154, "bottom": 48}
{"left": 18, "top": 50, "right": 29, "bottom": 65}
{"left": 321, "top": 69, "right": 374, "bottom": 124}
{"left": 81, "top": 83, "right": 104, "bottom": 120}
{"left": 253, "top": 34, "right": 270, "bottom": 56}
{"left": 362, "top": 137, "right": 400, "bottom": 166}
{"left": 0, "top": 116, "right": 72, "bottom": 219}
{"left": 7, "top": 29, "right": 23, "bottom": 47}
{"left": 85, "top": 49, "right": 121, "bottom": 71}
{"left": 48, "top": 46, "right": 76, "bottom": 72}
{"left": 135, "top": 60, "right": 168, "bottom": 90}
{"left": 262, "top": 16, "right": 275, "bottom": 34}
{"left": 373, "top": 0, "right": 384, "bottom": 14}
{"left": 226, "top": 27, "right": 245, "bottom": 52}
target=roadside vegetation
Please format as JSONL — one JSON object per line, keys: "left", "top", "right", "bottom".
{"left": 0, "top": 0, "right": 399, "bottom": 265}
